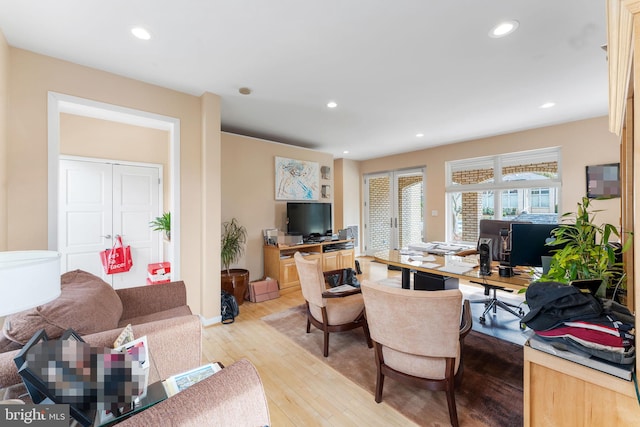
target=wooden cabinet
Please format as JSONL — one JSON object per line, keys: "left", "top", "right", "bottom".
{"left": 323, "top": 248, "right": 354, "bottom": 271}
{"left": 263, "top": 240, "right": 354, "bottom": 291}
{"left": 524, "top": 346, "right": 640, "bottom": 426}
{"left": 523, "top": 5, "right": 640, "bottom": 426}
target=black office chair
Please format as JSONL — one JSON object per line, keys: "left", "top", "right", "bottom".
{"left": 470, "top": 219, "right": 528, "bottom": 325}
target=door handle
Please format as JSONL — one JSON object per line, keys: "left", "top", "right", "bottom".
{"left": 102, "top": 234, "right": 112, "bottom": 239}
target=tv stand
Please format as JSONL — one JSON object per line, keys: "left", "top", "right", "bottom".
{"left": 263, "top": 240, "right": 355, "bottom": 291}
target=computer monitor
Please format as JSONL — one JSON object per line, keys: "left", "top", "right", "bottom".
{"left": 509, "top": 223, "right": 561, "bottom": 268}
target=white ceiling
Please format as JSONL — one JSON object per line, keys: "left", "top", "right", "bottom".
{"left": 0, "top": 0, "right": 608, "bottom": 160}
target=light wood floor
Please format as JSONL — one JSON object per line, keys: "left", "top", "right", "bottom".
{"left": 201, "top": 258, "right": 419, "bottom": 427}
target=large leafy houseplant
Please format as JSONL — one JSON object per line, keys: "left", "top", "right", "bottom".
{"left": 221, "top": 218, "right": 248, "bottom": 274}
{"left": 221, "top": 218, "right": 249, "bottom": 306}
{"left": 542, "top": 197, "right": 631, "bottom": 296}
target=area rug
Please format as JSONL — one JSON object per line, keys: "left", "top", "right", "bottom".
{"left": 262, "top": 305, "right": 523, "bottom": 427}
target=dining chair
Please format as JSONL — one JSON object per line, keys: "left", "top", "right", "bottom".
{"left": 360, "top": 279, "right": 472, "bottom": 427}
{"left": 293, "top": 252, "right": 372, "bottom": 357}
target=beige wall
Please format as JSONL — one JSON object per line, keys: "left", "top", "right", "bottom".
{"left": 6, "top": 48, "right": 221, "bottom": 319}
{"left": 2, "top": 42, "right": 622, "bottom": 319}
{"left": 60, "top": 113, "right": 171, "bottom": 212}
{"left": 334, "top": 158, "right": 361, "bottom": 245}
{"left": 221, "top": 132, "right": 333, "bottom": 280}
{"left": 358, "top": 116, "right": 621, "bottom": 243}
{"left": 0, "top": 31, "right": 8, "bottom": 251}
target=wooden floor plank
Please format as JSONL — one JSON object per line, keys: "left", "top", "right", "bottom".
{"left": 201, "top": 257, "right": 417, "bottom": 426}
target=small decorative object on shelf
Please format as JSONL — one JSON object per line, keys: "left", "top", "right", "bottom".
{"left": 321, "top": 165, "right": 331, "bottom": 180}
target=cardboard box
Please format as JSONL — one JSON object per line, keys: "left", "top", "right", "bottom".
{"left": 147, "top": 262, "right": 171, "bottom": 284}
{"left": 249, "top": 277, "right": 280, "bottom": 302}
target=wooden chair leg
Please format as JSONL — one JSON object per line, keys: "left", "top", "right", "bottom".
{"left": 362, "top": 320, "right": 373, "bottom": 348}
{"left": 445, "top": 385, "right": 459, "bottom": 427}
{"left": 373, "top": 342, "right": 384, "bottom": 403}
{"left": 323, "top": 330, "right": 329, "bottom": 357}
{"left": 374, "top": 369, "right": 384, "bottom": 403}
{"left": 445, "top": 358, "right": 459, "bottom": 427}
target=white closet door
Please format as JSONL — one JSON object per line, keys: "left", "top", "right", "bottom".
{"left": 111, "top": 164, "right": 160, "bottom": 289}
{"left": 59, "top": 159, "right": 161, "bottom": 288}
{"left": 59, "top": 159, "right": 114, "bottom": 279}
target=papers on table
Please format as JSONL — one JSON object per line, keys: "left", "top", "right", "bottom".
{"left": 408, "top": 255, "right": 436, "bottom": 262}
{"left": 407, "top": 241, "right": 473, "bottom": 255}
{"left": 437, "top": 264, "right": 475, "bottom": 274}
{"left": 164, "top": 363, "right": 223, "bottom": 397}
{"left": 421, "top": 262, "right": 441, "bottom": 269}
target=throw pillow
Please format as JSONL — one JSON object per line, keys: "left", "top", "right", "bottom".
{"left": 3, "top": 269, "right": 123, "bottom": 345}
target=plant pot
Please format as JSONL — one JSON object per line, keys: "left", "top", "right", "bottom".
{"left": 221, "top": 269, "right": 249, "bottom": 306}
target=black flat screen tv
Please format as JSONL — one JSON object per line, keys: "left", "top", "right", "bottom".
{"left": 287, "top": 202, "right": 332, "bottom": 240}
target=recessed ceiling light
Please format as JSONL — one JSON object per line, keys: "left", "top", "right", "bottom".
{"left": 343, "top": 150, "right": 350, "bottom": 154}
{"left": 131, "top": 27, "right": 151, "bottom": 40}
{"left": 416, "top": 133, "right": 424, "bottom": 138}
{"left": 489, "top": 20, "right": 519, "bottom": 38}
{"left": 539, "top": 102, "right": 556, "bottom": 109}
{"left": 327, "top": 101, "right": 338, "bottom": 109}
{"left": 239, "top": 87, "right": 252, "bottom": 95}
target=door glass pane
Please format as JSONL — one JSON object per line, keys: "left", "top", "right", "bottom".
{"left": 397, "top": 174, "right": 423, "bottom": 248}
{"left": 367, "top": 175, "right": 391, "bottom": 253}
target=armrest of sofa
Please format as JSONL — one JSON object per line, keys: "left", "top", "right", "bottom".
{"left": 118, "top": 359, "right": 270, "bottom": 427}
{"left": 83, "top": 315, "right": 202, "bottom": 383}
{"left": 117, "top": 281, "right": 188, "bottom": 321}
{"left": 0, "top": 349, "right": 21, "bottom": 389}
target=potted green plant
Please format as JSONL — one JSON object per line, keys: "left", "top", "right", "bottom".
{"left": 150, "top": 212, "right": 171, "bottom": 241}
{"left": 542, "top": 197, "right": 632, "bottom": 298}
{"left": 221, "top": 218, "right": 249, "bottom": 306}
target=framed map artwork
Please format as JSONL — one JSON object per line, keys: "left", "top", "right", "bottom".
{"left": 275, "top": 156, "right": 319, "bottom": 200}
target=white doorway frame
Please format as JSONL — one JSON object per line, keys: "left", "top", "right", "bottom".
{"left": 47, "top": 92, "right": 181, "bottom": 281}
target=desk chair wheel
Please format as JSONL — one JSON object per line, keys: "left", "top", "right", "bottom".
{"left": 519, "top": 322, "right": 526, "bottom": 331}
{"left": 479, "top": 316, "right": 486, "bottom": 324}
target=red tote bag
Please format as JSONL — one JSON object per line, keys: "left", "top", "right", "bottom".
{"left": 100, "top": 235, "right": 133, "bottom": 275}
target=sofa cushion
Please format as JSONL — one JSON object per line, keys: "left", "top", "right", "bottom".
{"left": 2, "top": 269, "right": 123, "bottom": 345}
{"left": 119, "top": 305, "right": 192, "bottom": 328}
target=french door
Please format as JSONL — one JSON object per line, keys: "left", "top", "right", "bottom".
{"left": 58, "top": 157, "right": 162, "bottom": 288}
{"left": 363, "top": 168, "right": 425, "bottom": 255}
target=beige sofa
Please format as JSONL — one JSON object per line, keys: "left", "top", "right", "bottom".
{"left": 0, "top": 270, "right": 202, "bottom": 388}
{"left": 0, "top": 270, "right": 271, "bottom": 425}
{"left": 119, "top": 358, "right": 271, "bottom": 427}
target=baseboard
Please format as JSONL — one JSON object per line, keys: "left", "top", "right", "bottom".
{"left": 199, "top": 314, "right": 222, "bottom": 326}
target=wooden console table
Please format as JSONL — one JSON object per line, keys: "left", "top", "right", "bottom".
{"left": 263, "top": 239, "right": 354, "bottom": 291}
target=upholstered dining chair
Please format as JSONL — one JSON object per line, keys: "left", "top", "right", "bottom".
{"left": 360, "top": 279, "right": 472, "bottom": 427}
{"left": 293, "top": 252, "right": 372, "bottom": 357}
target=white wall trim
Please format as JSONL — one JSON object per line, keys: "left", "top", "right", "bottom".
{"left": 47, "top": 92, "right": 182, "bottom": 281}
{"left": 200, "top": 314, "right": 222, "bottom": 326}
